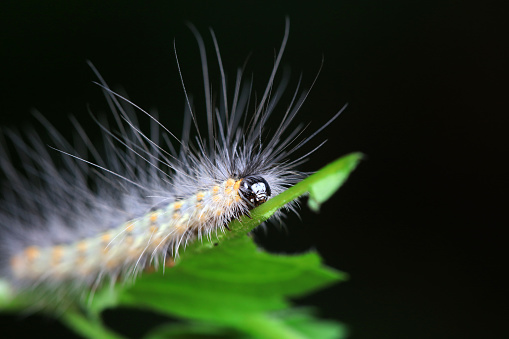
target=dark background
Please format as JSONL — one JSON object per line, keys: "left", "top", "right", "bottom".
{"left": 0, "top": 1, "right": 506, "bottom": 338}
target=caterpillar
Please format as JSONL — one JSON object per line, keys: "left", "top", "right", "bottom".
{"left": 0, "top": 18, "right": 345, "bottom": 305}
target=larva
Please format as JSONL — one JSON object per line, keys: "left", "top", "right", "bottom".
{"left": 0, "top": 18, "right": 344, "bottom": 304}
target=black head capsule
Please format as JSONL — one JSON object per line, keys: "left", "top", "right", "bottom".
{"left": 239, "top": 176, "right": 272, "bottom": 209}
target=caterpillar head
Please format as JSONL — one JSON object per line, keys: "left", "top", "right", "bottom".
{"left": 239, "top": 176, "right": 271, "bottom": 208}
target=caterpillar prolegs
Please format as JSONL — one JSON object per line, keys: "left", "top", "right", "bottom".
{"left": 0, "top": 18, "right": 344, "bottom": 303}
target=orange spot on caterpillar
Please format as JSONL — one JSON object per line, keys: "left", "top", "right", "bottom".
{"left": 196, "top": 192, "right": 205, "bottom": 201}
{"left": 212, "top": 185, "right": 220, "bottom": 194}
{"left": 75, "top": 244, "right": 88, "bottom": 270}
{"left": 195, "top": 202, "right": 202, "bottom": 209}
{"left": 51, "top": 246, "right": 65, "bottom": 264}
{"left": 101, "top": 233, "right": 112, "bottom": 244}
{"left": 165, "top": 258, "right": 175, "bottom": 268}
{"left": 144, "top": 257, "right": 174, "bottom": 273}
{"left": 126, "top": 223, "right": 134, "bottom": 232}
{"left": 225, "top": 178, "right": 235, "bottom": 194}
{"left": 101, "top": 234, "right": 112, "bottom": 253}
{"left": 225, "top": 178, "right": 241, "bottom": 196}
{"left": 149, "top": 225, "right": 158, "bottom": 233}
{"left": 233, "top": 180, "right": 242, "bottom": 202}
{"left": 150, "top": 213, "right": 158, "bottom": 223}
{"left": 144, "top": 265, "right": 156, "bottom": 273}
{"left": 174, "top": 201, "right": 183, "bottom": 210}
{"left": 77, "top": 241, "right": 88, "bottom": 253}
{"left": 172, "top": 212, "right": 181, "bottom": 220}
{"left": 24, "top": 246, "right": 40, "bottom": 261}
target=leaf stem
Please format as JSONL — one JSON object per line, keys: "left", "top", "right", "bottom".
{"left": 61, "top": 311, "right": 126, "bottom": 339}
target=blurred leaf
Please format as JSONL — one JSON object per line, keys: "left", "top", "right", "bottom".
{"left": 144, "top": 309, "right": 348, "bottom": 339}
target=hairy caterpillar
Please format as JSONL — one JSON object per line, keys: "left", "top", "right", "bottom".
{"left": 0, "top": 18, "right": 345, "bottom": 305}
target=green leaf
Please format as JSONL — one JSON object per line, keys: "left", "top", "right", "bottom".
{"left": 306, "top": 153, "right": 363, "bottom": 212}
{"left": 115, "top": 237, "right": 346, "bottom": 322}
{"left": 1, "top": 153, "right": 362, "bottom": 339}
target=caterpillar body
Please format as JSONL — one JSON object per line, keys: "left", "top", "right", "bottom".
{"left": 9, "top": 177, "right": 254, "bottom": 283}
{"left": 0, "top": 19, "right": 344, "bottom": 304}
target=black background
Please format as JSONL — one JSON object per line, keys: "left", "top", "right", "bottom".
{"left": 0, "top": 1, "right": 506, "bottom": 338}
